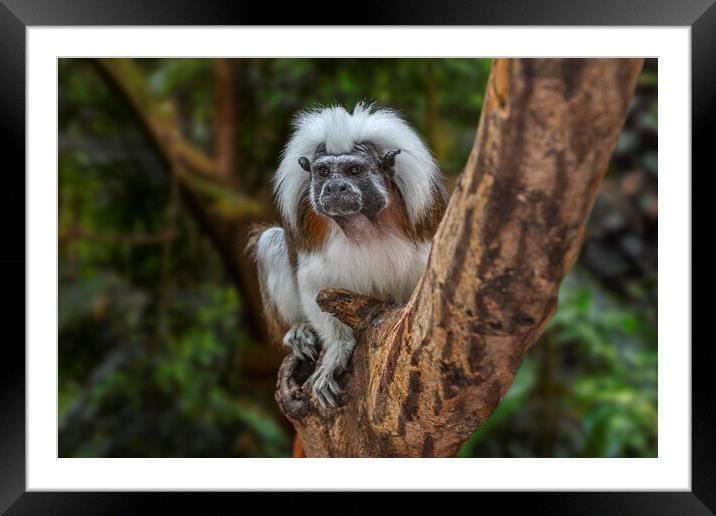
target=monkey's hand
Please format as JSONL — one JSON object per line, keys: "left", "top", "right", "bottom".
{"left": 283, "top": 323, "right": 320, "bottom": 362}
{"left": 305, "top": 337, "right": 355, "bottom": 408}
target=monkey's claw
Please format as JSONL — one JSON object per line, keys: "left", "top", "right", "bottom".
{"left": 284, "top": 323, "right": 320, "bottom": 362}
{"left": 306, "top": 369, "right": 342, "bottom": 408}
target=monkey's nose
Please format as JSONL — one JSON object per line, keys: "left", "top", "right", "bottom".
{"left": 324, "top": 179, "right": 350, "bottom": 194}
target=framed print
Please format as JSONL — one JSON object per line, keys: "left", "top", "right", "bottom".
{"left": 2, "top": 0, "right": 710, "bottom": 511}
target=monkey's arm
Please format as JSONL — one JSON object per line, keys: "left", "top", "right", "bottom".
{"left": 296, "top": 264, "right": 357, "bottom": 408}
{"left": 254, "top": 227, "right": 320, "bottom": 361}
{"left": 254, "top": 225, "right": 351, "bottom": 408}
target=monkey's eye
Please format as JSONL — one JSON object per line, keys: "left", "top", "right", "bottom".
{"left": 348, "top": 165, "right": 362, "bottom": 176}
{"left": 317, "top": 166, "right": 330, "bottom": 178}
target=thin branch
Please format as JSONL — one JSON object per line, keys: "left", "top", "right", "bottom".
{"left": 154, "top": 172, "right": 180, "bottom": 346}
{"left": 93, "top": 58, "right": 264, "bottom": 220}
{"left": 214, "top": 59, "right": 237, "bottom": 185}
{"left": 90, "top": 58, "right": 270, "bottom": 344}
{"left": 95, "top": 59, "right": 217, "bottom": 177}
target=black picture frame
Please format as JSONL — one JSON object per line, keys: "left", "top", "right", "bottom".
{"left": 2, "top": 0, "right": 708, "bottom": 512}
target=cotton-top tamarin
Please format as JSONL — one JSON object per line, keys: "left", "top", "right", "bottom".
{"left": 253, "top": 103, "right": 447, "bottom": 407}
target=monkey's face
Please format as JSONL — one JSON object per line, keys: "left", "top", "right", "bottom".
{"left": 302, "top": 144, "right": 399, "bottom": 224}
{"left": 309, "top": 154, "right": 380, "bottom": 218}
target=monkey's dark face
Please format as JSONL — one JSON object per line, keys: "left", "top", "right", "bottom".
{"left": 310, "top": 154, "right": 382, "bottom": 218}
{"left": 301, "top": 143, "right": 400, "bottom": 224}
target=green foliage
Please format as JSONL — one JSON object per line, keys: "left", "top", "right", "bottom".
{"left": 59, "top": 274, "right": 290, "bottom": 457}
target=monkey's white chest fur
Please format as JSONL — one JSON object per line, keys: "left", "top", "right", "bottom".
{"left": 297, "top": 226, "right": 431, "bottom": 305}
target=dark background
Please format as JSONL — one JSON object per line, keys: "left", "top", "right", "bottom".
{"left": 57, "top": 58, "right": 657, "bottom": 458}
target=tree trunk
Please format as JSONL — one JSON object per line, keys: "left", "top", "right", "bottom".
{"left": 274, "top": 58, "right": 644, "bottom": 457}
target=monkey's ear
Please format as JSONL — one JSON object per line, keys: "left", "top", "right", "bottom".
{"left": 298, "top": 156, "right": 311, "bottom": 172}
{"left": 382, "top": 149, "right": 401, "bottom": 178}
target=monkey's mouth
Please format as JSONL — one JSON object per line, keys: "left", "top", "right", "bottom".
{"left": 318, "top": 194, "right": 362, "bottom": 217}
{"left": 331, "top": 212, "right": 380, "bottom": 242}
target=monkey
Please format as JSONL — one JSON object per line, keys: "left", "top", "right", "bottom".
{"left": 253, "top": 103, "right": 447, "bottom": 408}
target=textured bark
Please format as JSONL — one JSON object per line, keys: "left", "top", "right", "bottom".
{"left": 273, "top": 58, "right": 644, "bottom": 457}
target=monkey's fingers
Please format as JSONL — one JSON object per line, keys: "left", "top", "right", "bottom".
{"left": 307, "top": 370, "right": 342, "bottom": 409}
{"left": 284, "top": 323, "right": 320, "bottom": 362}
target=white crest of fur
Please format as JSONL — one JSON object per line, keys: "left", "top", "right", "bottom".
{"left": 273, "top": 102, "right": 440, "bottom": 229}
